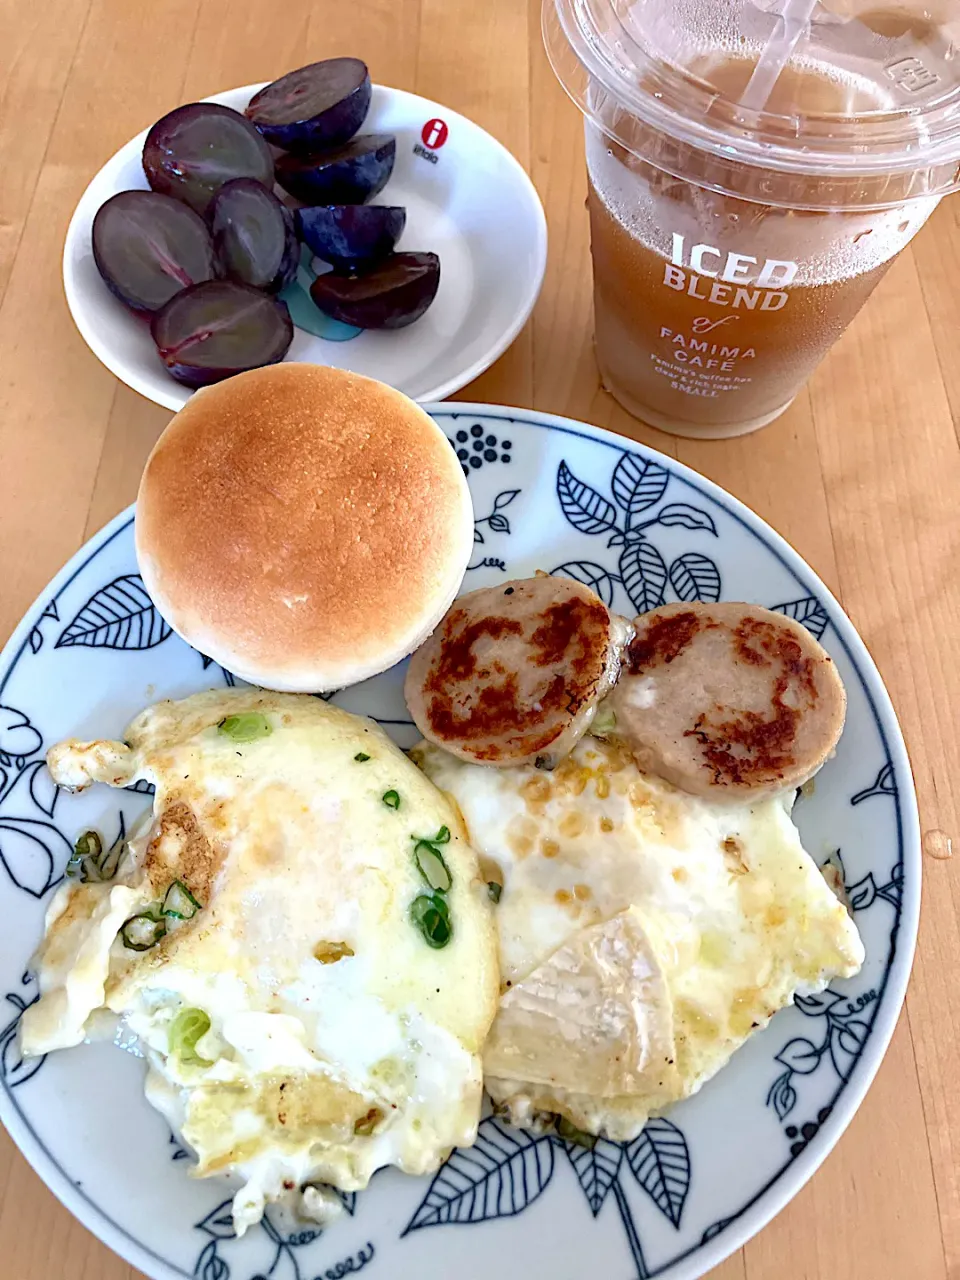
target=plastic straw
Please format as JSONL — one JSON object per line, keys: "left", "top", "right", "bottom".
{"left": 739, "top": 0, "right": 820, "bottom": 111}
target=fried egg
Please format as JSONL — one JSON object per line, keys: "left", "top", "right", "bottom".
{"left": 414, "top": 735, "right": 864, "bottom": 1141}
{"left": 21, "top": 690, "right": 498, "bottom": 1233}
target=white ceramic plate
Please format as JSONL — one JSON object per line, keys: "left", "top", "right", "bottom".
{"left": 0, "top": 405, "right": 918, "bottom": 1280}
{"left": 63, "top": 86, "right": 547, "bottom": 409}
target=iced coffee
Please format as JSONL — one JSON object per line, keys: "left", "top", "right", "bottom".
{"left": 545, "top": 1, "right": 960, "bottom": 438}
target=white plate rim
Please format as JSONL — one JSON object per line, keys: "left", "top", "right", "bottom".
{"left": 0, "top": 402, "right": 920, "bottom": 1280}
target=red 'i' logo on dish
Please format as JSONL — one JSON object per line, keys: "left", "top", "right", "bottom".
{"left": 421, "top": 118, "right": 449, "bottom": 149}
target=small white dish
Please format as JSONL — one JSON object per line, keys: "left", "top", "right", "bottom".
{"left": 63, "top": 84, "right": 547, "bottom": 409}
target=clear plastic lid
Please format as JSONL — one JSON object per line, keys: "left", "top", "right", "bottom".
{"left": 545, "top": 0, "right": 960, "bottom": 206}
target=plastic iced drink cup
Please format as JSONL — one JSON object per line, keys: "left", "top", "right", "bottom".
{"left": 544, "top": 0, "right": 960, "bottom": 438}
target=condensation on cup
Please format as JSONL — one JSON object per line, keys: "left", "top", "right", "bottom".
{"left": 544, "top": 0, "right": 960, "bottom": 438}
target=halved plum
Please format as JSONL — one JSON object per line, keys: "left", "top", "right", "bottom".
{"left": 275, "top": 135, "right": 396, "bottom": 205}
{"left": 209, "top": 178, "right": 298, "bottom": 293}
{"left": 296, "top": 205, "right": 405, "bottom": 272}
{"left": 143, "top": 103, "right": 274, "bottom": 215}
{"left": 245, "top": 58, "right": 371, "bottom": 152}
{"left": 309, "top": 251, "right": 440, "bottom": 329}
{"left": 92, "top": 190, "right": 219, "bottom": 314}
{"left": 151, "top": 280, "right": 293, "bottom": 387}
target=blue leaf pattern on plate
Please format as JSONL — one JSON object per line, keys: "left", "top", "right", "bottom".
{"left": 196, "top": 1238, "right": 230, "bottom": 1280}
{"left": 668, "top": 551, "right": 722, "bottom": 602}
{"left": 27, "top": 762, "right": 58, "bottom": 818}
{"left": 851, "top": 762, "right": 897, "bottom": 805}
{"left": 0, "top": 816, "right": 71, "bottom": 897}
{"left": 1, "top": 979, "right": 44, "bottom": 1088}
{"left": 562, "top": 1137, "right": 623, "bottom": 1216}
{"left": 551, "top": 561, "right": 618, "bottom": 607}
{"left": 197, "top": 1199, "right": 238, "bottom": 1240}
{"left": 773, "top": 595, "right": 830, "bottom": 641}
{"left": 775, "top": 1038, "right": 822, "bottom": 1075}
{"left": 611, "top": 454, "right": 669, "bottom": 520}
{"left": 624, "top": 1118, "right": 690, "bottom": 1229}
{"left": 0, "top": 706, "right": 42, "bottom": 758}
{"left": 557, "top": 461, "right": 618, "bottom": 534}
{"left": 766, "top": 1071, "right": 798, "bottom": 1121}
{"left": 56, "top": 575, "right": 171, "bottom": 650}
{"left": 403, "top": 1118, "right": 554, "bottom": 1231}
{"left": 654, "top": 504, "right": 718, "bottom": 535}
{"left": 620, "top": 541, "right": 668, "bottom": 613}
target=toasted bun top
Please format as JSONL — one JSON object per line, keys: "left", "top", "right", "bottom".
{"left": 135, "top": 364, "right": 474, "bottom": 690}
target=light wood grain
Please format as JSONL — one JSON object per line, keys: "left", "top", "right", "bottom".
{"left": 0, "top": 2, "right": 957, "bottom": 1277}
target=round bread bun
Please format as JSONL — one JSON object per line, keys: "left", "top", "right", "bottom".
{"left": 135, "top": 364, "right": 474, "bottom": 691}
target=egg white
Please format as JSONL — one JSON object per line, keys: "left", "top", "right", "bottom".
{"left": 22, "top": 690, "right": 498, "bottom": 1233}
{"left": 414, "top": 735, "right": 864, "bottom": 1140}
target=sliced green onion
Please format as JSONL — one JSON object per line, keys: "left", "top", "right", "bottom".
{"left": 556, "top": 1116, "right": 597, "bottom": 1150}
{"left": 487, "top": 881, "right": 503, "bottom": 904}
{"left": 382, "top": 790, "right": 400, "bottom": 809}
{"left": 162, "top": 879, "right": 202, "bottom": 920}
{"left": 354, "top": 752, "right": 371, "bottom": 762}
{"left": 121, "top": 912, "right": 166, "bottom": 951}
{"left": 75, "top": 830, "right": 102, "bottom": 860}
{"left": 217, "top": 713, "right": 272, "bottom": 743}
{"left": 168, "top": 1007, "right": 212, "bottom": 1066}
{"left": 65, "top": 851, "right": 89, "bottom": 880}
{"left": 433, "top": 826, "right": 450, "bottom": 844}
{"left": 65, "top": 829, "right": 128, "bottom": 883}
{"left": 66, "top": 831, "right": 103, "bottom": 881}
{"left": 590, "top": 701, "right": 617, "bottom": 737}
{"left": 410, "top": 892, "right": 452, "bottom": 949}
{"left": 414, "top": 841, "right": 452, "bottom": 892}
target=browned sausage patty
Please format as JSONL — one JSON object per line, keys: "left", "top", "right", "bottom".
{"left": 609, "top": 602, "right": 846, "bottom": 797}
{"left": 404, "top": 575, "right": 632, "bottom": 766}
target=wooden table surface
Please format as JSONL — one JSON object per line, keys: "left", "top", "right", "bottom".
{"left": 1, "top": 2, "right": 958, "bottom": 1277}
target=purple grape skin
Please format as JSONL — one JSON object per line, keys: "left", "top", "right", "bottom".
{"left": 244, "top": 58, "right": 371, "bottom": 152}
{"left": 143, "top": 103, "right": 274, "bottom": 215}
{"left": 150, "top": 280, "right": 293, "bottom": 387}
{"left": 209, "top": 178, "right": 298, "bottom": 293}
{"left": 309, "top": 252, "right": 440, "bottom": 329}
{"left": 296, "top": 205, "right": 405, "bottom": 272}
{"left": 275, "top": 135, "right": 396, "bottom": 206}
{"left": 92, "top": 191, "right": 219, "bottom": 314}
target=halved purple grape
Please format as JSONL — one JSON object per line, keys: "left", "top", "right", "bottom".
{"left": 151, "top": 280, "right": 293, "bottom": 387}
{"left": 92, "top": 191, "right": 219, "bottom": 314}
{"left": 209, "top": 178, "right": 298, "bottom": 293}
{"left": 275, "top": 135, "right": 396, "bottom": 206}
{"left": 245, "top": 58, "right": 371, "bottom": 152}
{"left": 296, "top": 205, "right": 405, "bottom": 272}
{"left": 309, "top": 252, "right": 440, "bottom": 329}
{"left": 143, "top": 103, "right": 274, "bottom": 215}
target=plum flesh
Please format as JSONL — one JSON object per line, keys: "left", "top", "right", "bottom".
{"left": 151, "top": 280, "right": 293, "bottom": 386}
{"left": 92, "top": 190, "right": 219, "bottom": 313}
{"left": 143, "top": 103, "right": 274, "bottom": 215}
{"left": 245, "top": 58, "right": 371, "bottom": 151}
{"left": 309, "top": 252, "right": 440, "bottom": 329}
